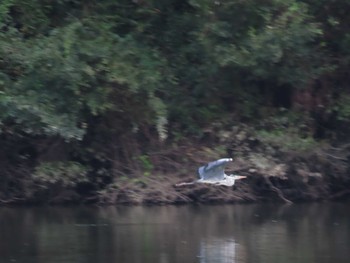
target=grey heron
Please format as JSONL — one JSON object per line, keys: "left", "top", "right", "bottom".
{"left": 176, "top": 158, "right": 246, "bottom": 187}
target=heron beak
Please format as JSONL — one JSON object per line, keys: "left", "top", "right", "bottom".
{"left": 235, "top": 175, "right": 247, "bottom": 180}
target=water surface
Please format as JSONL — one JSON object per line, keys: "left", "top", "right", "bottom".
{"left": 0, "top": 203, "right": 349, "bottom": 263}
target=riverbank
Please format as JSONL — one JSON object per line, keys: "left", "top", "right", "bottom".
{"left": 1, "top": 123, "right": 350, "bottom": 206}
{"left": 93, "top": 124, "right": 350, "bottom": 205}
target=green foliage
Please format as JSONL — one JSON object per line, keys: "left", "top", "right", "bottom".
{"left": 256, "top": 110, "right": 317, "bottom": 152}
{"left": 0, "top": 15, "right": 168, "bottom": 139}
{"left": 0, "top": 23, "right": 101, "bottom": 139}
{"left": 0, "top": 0, "right": 343, "bottom": 141}
{"left": 137, "top": 155, "right": 154, "bottom": 177}
{"left": 0, "top": 0, "right": 14, "bottom": 24}
{"left": 33, "top": 161, "right": 89, "bottom": 188}
{"left": 333, "top": 95, "right": 350, "bottom": 121}
{"left": 257, "top": 128, "right": 317, "bottom": 152}
{"left": 205, "top": 0, "right": 325, "bottom": 86}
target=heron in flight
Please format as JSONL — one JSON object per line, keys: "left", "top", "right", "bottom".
{"left": 176, "top": 158, "right": 246, "bottom": 187}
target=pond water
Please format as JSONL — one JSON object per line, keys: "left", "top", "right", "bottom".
{"left": 0, "top": 202, "right": 349, "bottom": 263}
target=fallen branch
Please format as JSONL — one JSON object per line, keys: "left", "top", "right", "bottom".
{"left": 174, "top": 181, "right": 196, "bottom": 187}
{"left": 330, "top": 189, "right": 350, "bottom": 200}
{"left": 322, "top": 152, "right": 347, "bottom": 161}
{"left": 264, "top": 176, "right": 293, "bottom": 204}
{"left": 0, "top": 197, "right": 25, "bottom": 204}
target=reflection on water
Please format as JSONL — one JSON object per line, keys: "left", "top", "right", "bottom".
{"left": 0, "top": 202, "right": 349, "bottom": 263}
{"left": 198, "top": 238, "right": 239, "bottom": 263}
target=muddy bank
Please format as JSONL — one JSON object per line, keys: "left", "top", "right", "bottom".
{"left": 3, "top": 125, "right": 349, "bottom": 206}
{"left": 95, "top": 125, "right": 350, "bottom": 205}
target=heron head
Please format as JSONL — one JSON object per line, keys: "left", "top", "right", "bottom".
{"left": 231, "top": 174, "right": 247, "bottom": 180}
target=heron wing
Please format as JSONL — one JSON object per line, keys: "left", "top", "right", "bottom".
{"left": 198, "top": 158, "right": 232, "bottom": 181}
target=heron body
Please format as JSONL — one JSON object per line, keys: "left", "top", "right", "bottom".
{"left": 198, "top": 158, "right": 232, "bottom": 181}
{"left": 176, "top": 158, "right": 246, "bottom": 187}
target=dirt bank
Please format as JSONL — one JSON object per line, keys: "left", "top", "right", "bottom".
{"left": 95, "top": 125, "right": 350, "bottom": 205}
